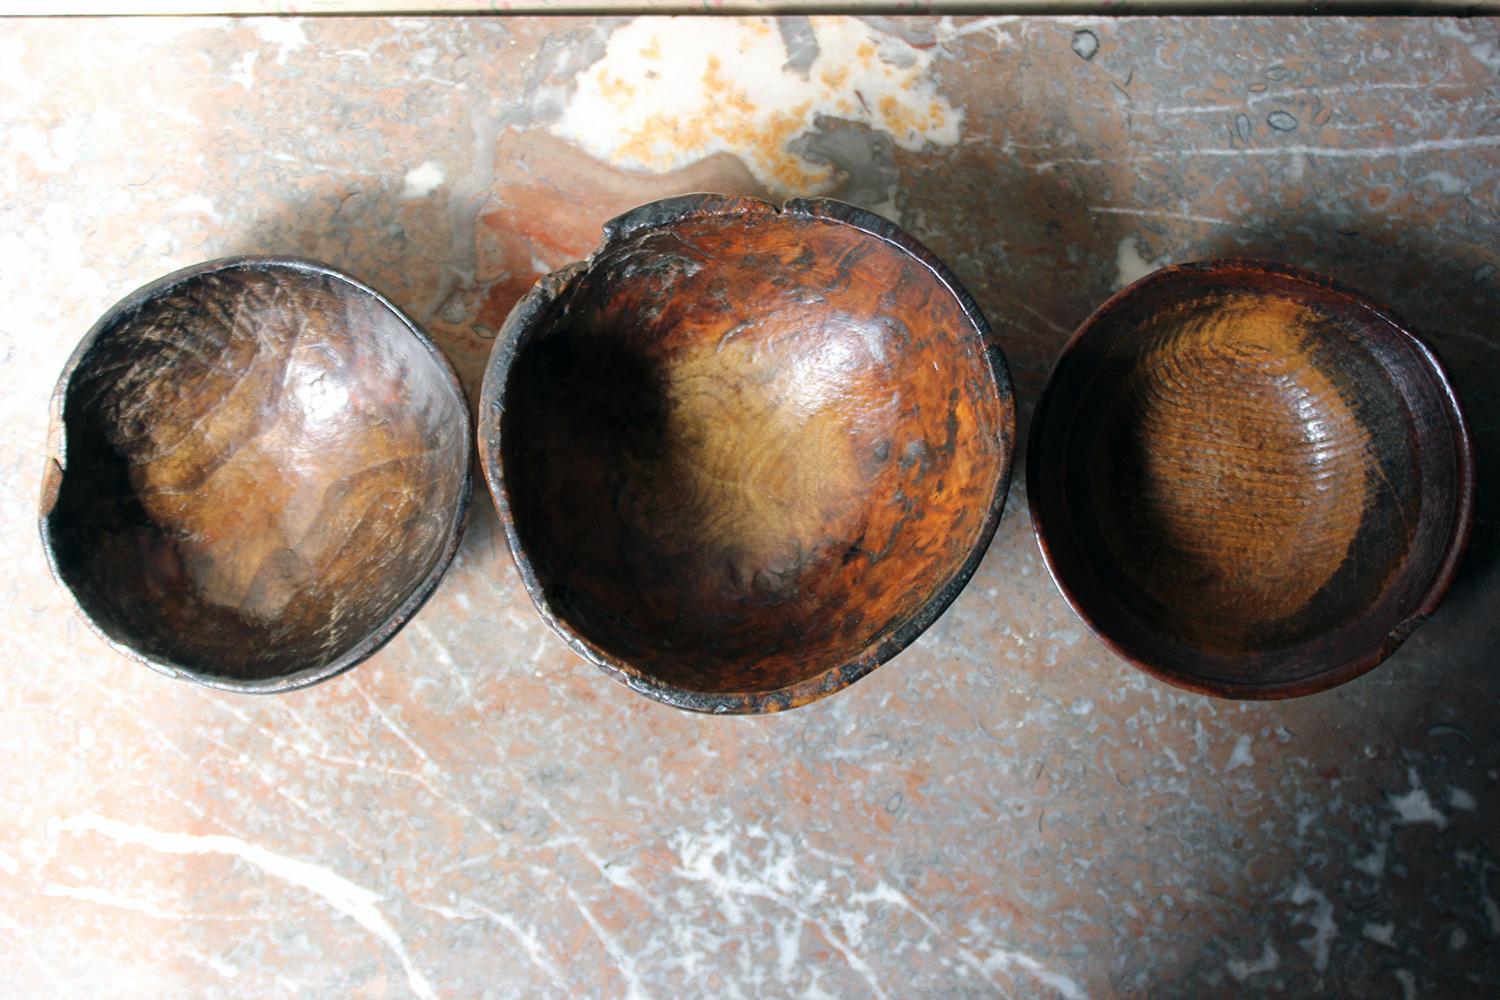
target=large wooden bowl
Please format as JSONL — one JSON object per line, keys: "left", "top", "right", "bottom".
{"left": 1029, "top": 260, "right": 1474, "bottom": 699}
{"left": 481, "top": 196, "right": 1016, "bottom": 713}
{"left": 40, "top": 258, "right": 472, "bottom": 692}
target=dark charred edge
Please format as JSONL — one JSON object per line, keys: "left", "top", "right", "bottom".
{"left": 483, "top": 194, "right": 1018, "bottom": 715}
{"left": 1027, "top": 258, "right": 1476, "bottom": 701}
{"left": 38, "top": 255, "right": 474, "bottom": 695}
{"left": 601, "top": 193, "right": 779, "bottom": 246}
{"left": 478, "top": 261, "right": 589, "bottom": 667}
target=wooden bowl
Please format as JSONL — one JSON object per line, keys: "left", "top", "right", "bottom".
{"left": 40, "top": 257, "right": 472, "bottom": 692}
{"left": 480, "top": 195, "right": 1016, "bottom": 713}
{"left": 1029, "top": 260, "right": 1474, "bottom": 699}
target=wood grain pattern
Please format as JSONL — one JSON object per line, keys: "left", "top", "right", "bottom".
{"left": 1029, "top": 260, "right": 1473, "bottom": 698}
{"left": 481, "top": 196, "right": 1016, "bottom": 713}
{"left": 41, "top": 258, "right": 471, "bottom": 691}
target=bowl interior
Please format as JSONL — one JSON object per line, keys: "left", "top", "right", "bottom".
{"left": 1031, "top": 264, "right": 1467, "bottom": 695}
{"left": 44, "top": 261, "right": 469, "bottom": 687}
{"left": 497, "top": 205, "right": 1011, "bottom": 701}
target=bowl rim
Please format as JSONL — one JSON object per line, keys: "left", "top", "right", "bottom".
{"left": 38, "top": 254, "right": 474, "bottom": 694}
{"left": 479, "top": 194, "right": 1018, "bottom": 714}
{"left": 1026, "top": 257, "right": 1476, "bottom": 700}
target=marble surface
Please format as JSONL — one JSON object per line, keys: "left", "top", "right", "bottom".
{"left": 25, "top": 3, "right": 1500, "bottom": 16}
{"left": 3, "top": 14, "right": 1499, "bottom": 998}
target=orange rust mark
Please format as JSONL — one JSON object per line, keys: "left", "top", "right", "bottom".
{"left": 879, "top": 93, "right": 920, "bottom": 138}
{"left": 857, "top": 42, "right": 876, "bottom": 66}
{"left": 757, "top": 106, "right": 826, "bottom": 191}
{"left": 703, "top": 53, "right": 725, "bottom": 93}
{"left": 723, "top": 86, "right": 757, "bottom": 117}
{"left": 616, "top": 120, "right": 667, "bottom": 165}
{"left": 607, "top": 62, "right": 827, "bottom": 191}
{"left": 821, "top": 65, "right": 849, "bottom": 89}
{"left": 599, "top": 74, "right": 636, "bottom": 104}
{"left": 638, "top": 37, "right": 660, "bottom": 60}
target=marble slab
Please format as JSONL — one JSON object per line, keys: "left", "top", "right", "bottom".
{"left": 2, "top": 14, "right": 1498, "bottom": 998}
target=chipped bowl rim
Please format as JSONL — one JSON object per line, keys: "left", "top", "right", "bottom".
{"left": 479, "top": 194, "right": 1017, "bottom": 714}
{"left": 38, "top": 255, "right": 474, "bottom": 694}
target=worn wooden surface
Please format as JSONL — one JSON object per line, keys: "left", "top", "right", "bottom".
{"left": 483, "top": 195, "right": 1014, "bottom": 712}
{"left": 2, "top": 15, "right": 1499, "bottom": 999}
{"left": 1029, "top": 261, "right": 1472, "bottom": 698}
{"left": 41, "top": 259, "right": 472, "bottom": 690}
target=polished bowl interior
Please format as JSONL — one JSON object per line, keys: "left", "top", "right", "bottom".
{"left": 1029, "top": 261, "right": 1472, "bottom": 698}
{"left": 483, "top": 196, "right": 1015, "bottom": 712}
{"left": 41, "top": 258, "right": 471, "bottom": 691}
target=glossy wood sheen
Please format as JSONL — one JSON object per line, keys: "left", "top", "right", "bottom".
{"left": 1029, "top": 261, "right": 1473, "bottom": 699}
{"left": 481, "top": 196, "right": 1016, "bottom": 713}
{"left": 40, "top": 258, "right": 472, "bottom": 691}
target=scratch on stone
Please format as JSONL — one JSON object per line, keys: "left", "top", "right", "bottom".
{"left": 161, "top": 787, "right": 225, "bottom": 827}
{"left": 855, "top": 880, "right": 1084, "bottom": 1000}
{"left": 1087, "top": 205, "right": 1235, "bottom": 226}
{"left": 1149, "top": 80, "right": 1440, "bottom": 117}
{"left": 675, "top": 832, "right": 890, "bottom": 1000}
{"left": 352, "top": 683, "right": 511, "bottom": 846}
{"left": 1036, "top": 135, "right": 1500, "bottom": 170}
{"left": 41, "top": 883, "right": 263, "bottom": 922}
{"left": 213, "top": 699, "right": 420, "bottom": 779}
{"left": 937, "top": 13, "right": 1110, "bottom": 37}
{"left": 478, "top": 726, "right": 669, "bottom": 923}
{"left": 562, "top": 883, "right": 653, "bottom": 1000}
{"left": 1146, "top": 101, "right": 1240, "bottom": 115}
{"left": 522, "top": 784, "right": 718, "bottom": 976}
{"left": 274, "top": 700, "right": 339, "bottom": 754}
{"left": 84, "top": 677, "right": 193, "bottom": 765}
{"left": 420, "top": 898, "right": 568, "bottom": 992}
{"left": 524, "top": 792, "right": 647, "bottom": 896}
{"left": 1009, "top": 297, "right": 1073, "bottom": 336}
{"left": 56, "top": 814, "right": 436, "bottom": 1000}
{"left": 0, "top": 908, "right": 67, "bottom": 990}
{"left": 412, "top": 619, "right": 478, "bottom": 709}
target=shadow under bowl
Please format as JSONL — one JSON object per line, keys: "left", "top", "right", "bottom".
{"left": 40, "top": 257, "right": 472, "bottom": 692}
{"left": 1028, "top": 260, "right": 1474, "bottom": 699}
{"left": 481, "top": 195, "right": 1016, "bottom": 713}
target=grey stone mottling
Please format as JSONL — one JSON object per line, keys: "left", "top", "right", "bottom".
{"left": 1, "top": 14, "right": 1497, "bottom": 1000}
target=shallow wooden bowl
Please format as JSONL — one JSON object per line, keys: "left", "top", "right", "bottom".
{"left": 1029, "top": 260, "right": 1473, "bottom": 698}
{"left": 40, "top": 257, "right": 472, "bottom": 692}
{"left": 481, "top": 195, "right": 1016, "bottom": 713}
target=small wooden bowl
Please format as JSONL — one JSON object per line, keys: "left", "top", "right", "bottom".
{"left": 1029, "top": 260, "right": 1473, "bottom": 699}
{"left": 481, "top": 195, "right": 1016, "bottom": 713}
{"left": 40, "top": 257, "right": 472, "bottom": 692}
